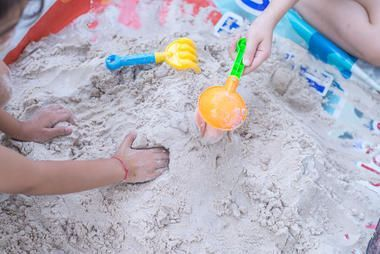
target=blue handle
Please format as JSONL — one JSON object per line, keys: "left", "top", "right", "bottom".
{"left": 105, "top": 53, "right": 156, "bottom": 71}
{"left": 285, "top": 9, "right": 357, "bottom": 79}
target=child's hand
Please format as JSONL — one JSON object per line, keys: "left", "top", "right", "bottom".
{"left": 114, "top": 132, "right": 169, "bottom": 183}
{"left": 230, "top": 15, "right": 275, "bottom": 74}
{"left": 195, "top": 110, "right": 225, "bottom": 144}
{"left": 0, "top": 61, "right": 11, "bottom": 107}
{"left": 19, "top": 105, "right": 75, "bottom": 143}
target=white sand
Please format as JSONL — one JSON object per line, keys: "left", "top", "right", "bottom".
{"left": 0, "top": 1, "right": 379, "bottom": 253}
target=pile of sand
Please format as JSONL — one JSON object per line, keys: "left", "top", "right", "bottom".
{"left": 0, "top": 1, "right": 379, "bottom": 253}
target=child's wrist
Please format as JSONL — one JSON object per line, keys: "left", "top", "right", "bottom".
{"left": 111, "top": 156, "right": 128, "bottom": 181}
{"left": 0, "top": 109, "right": 30, "bottom": 141}
{"left": 6, "top": 120, "right": 29, "bottom": 141}
{"left": 258, "top": 11, "right": 279, "bottom": 29}
{"left": 16, "top": 120, "right": 33, "bottom": 141}
{"left": 259, "top": 0, "right": 291, "bottom": 28}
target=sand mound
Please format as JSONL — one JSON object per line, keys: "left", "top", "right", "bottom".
{"left": 1, "top": 1, "right": 379, "bottom": 253}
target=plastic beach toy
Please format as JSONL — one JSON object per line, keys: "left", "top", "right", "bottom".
{"left": 280, "top": 9, "right": 380, "bottom": 92}
{"left": 213, "top": 1, "right": 380, "bottom": 92}
{"left": 197, "top": 38, "right": 248, "bottom": 131}
{"left": 105, "top": 37, "right": 201, "bottom": 73}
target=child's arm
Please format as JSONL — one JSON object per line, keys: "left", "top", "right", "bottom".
{"left": 0, "top": 104, "right": 74, "bottom": 143}
{"left": 231, "top": 0, "right": 299, "bottom": 73}
{"left": 0, "top": 132, "right": 169, "bottom": 195}
{"left": 0, "top": 145, "right": 124, "bottom": 195}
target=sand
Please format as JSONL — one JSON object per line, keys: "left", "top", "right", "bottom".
{"left": 0, "top": 1, "right": 379, "bottom": 253}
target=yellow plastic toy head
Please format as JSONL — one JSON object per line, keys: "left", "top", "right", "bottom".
{"left": 155, "top": 38, "right": 201, "bottom": 73}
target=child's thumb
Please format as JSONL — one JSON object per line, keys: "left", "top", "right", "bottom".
{"left": 121, "top": 131, "right": 138, "bottom": 150}
{"left": 45, "top": 127, "right": 72, "bottom": 140}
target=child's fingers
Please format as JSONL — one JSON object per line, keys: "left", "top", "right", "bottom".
{"left": 151, "top": 167, "right": 167, "bottom": 179}
{"left": 55, "top": 109, "right": 75, "bottom": 125}
{"left": 56, "top": 109, "right": 76, "bottom": 125}
{"left": 229, "top": 35, "right": 240, "bottom": 60}
{"left": 243, "top": 51, "right": 266, "bottom": 74}
{"left": 151, "top": 147, "right": 169, "bottom": 154}
{"left": 44, "top": 104, "right": 64, "bottom": 111}
{"left": 248, "top": 41, "right": 271, "bottom": 73}
{"left": 46, "top": 112, "right": 72, "bottom": 128}
{"left": 120, "top": 131, "right": 137, "bottom": 151}
{"left": 44, "top": 126, "right": 72, "bottom": 140}
{"left": 154, "top": 151, "right": 170, "bottom": 162}
{"left": 0, "top": 61, "right": 10, "bottom": 75}
{"left": 243, "top": 36, "right": 259, "bottom": 67}
{"left": 155, "top": 159, "right": 169, "bottom": 170}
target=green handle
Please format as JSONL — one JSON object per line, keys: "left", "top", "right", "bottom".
{"left": 230, "top": 38, "right": 247, "bottom": 79}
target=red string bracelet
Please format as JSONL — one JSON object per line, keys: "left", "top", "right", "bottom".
{"left": 111, "top": 156, "right": 128, "bottom": 181}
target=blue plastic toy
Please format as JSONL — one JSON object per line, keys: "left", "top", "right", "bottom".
{"left": 105, "top": 37, "right": 201, "bottom": 73}
{"left": 213, "top": 0, "right": 380, "bottom": 91}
